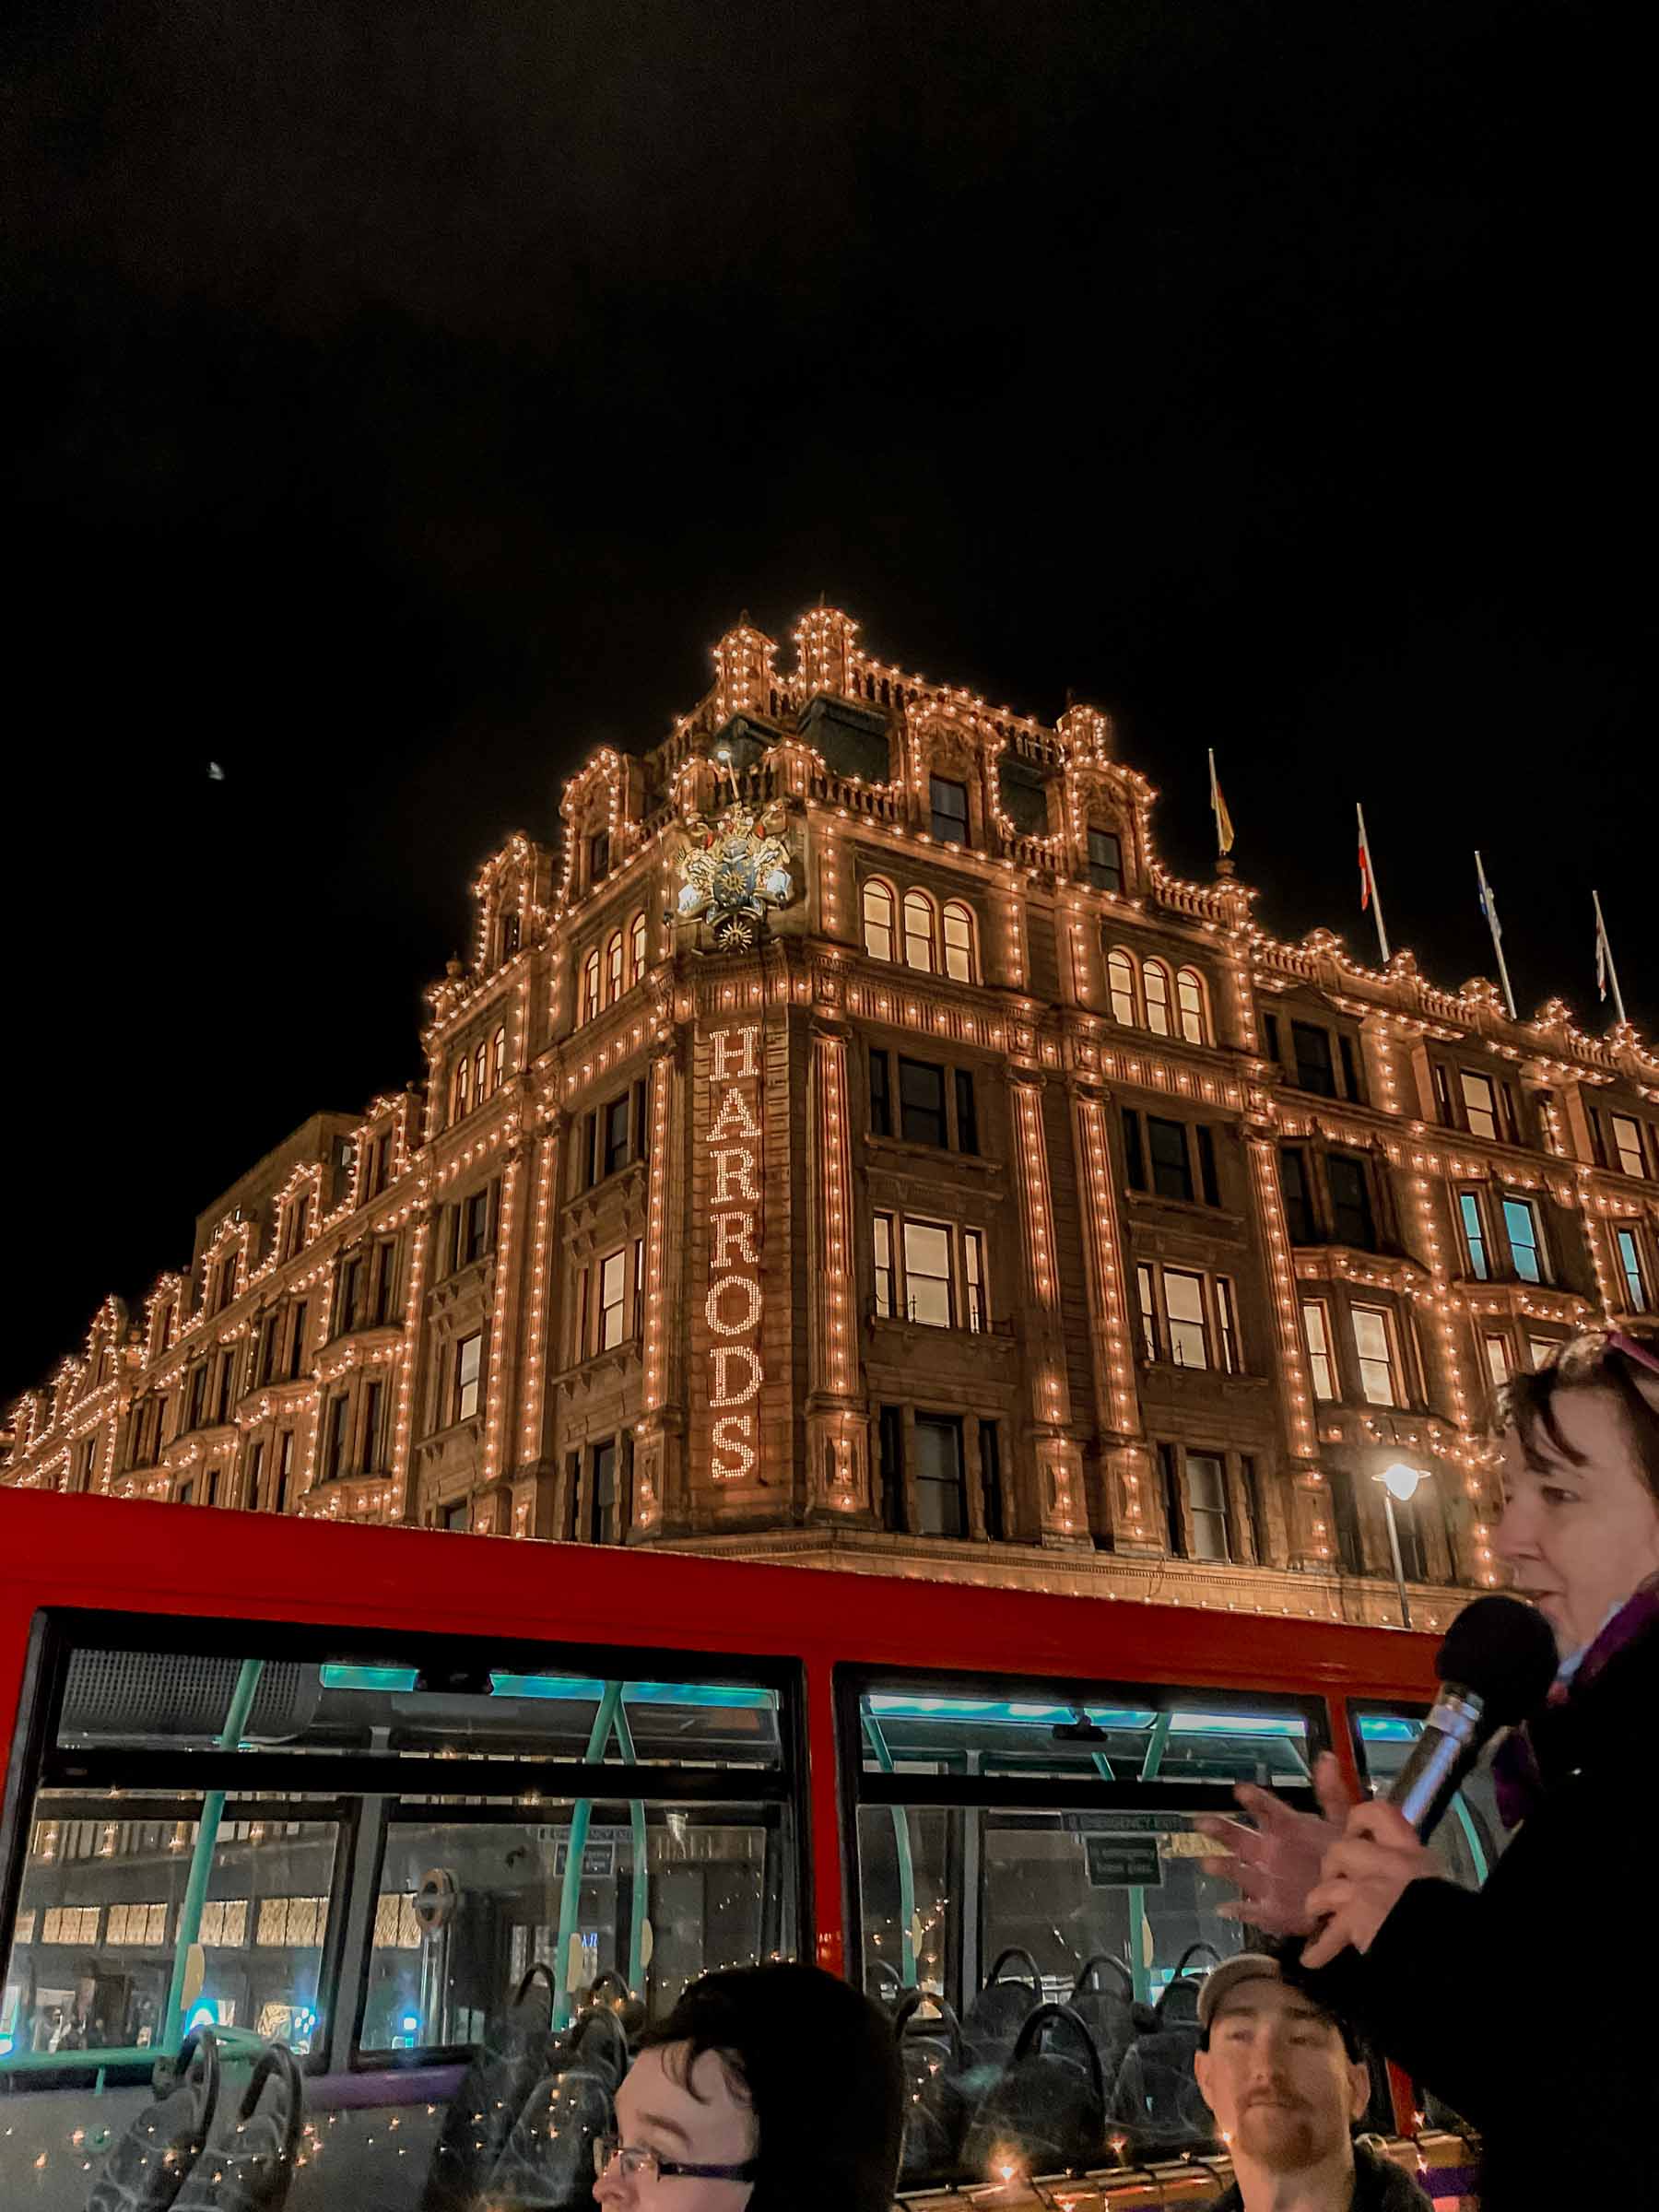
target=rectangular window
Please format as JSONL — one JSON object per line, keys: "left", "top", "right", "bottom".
{"left": 1263, "top": 1012, "right": 1283, "bottom": 1071}
{"left": 371, "top": 1241, "right": 396, "bottom": 1326}
{"left": 928, "top": 775, "right": 970, "bottom": 845}
{"left": 1122, "top": 1107, "right": 1147, "bottom": 1193}
{"left": 442, "top": 1500, "right": 471, "bottom": 1532}
{"left": 1196, "top": 1124, "right": 1220, "bottom": 1208}
{"left": 275, "top": 1431, "right": 294, "bottom": 1515}
{"left": 599, "top": 1249, "right": 628, "bottom": 1348}
{"left": 1291, "top": 1021, "right": 1336, "bottom": 1097}
{"left": 1242, "top": 1455, "right": 1268, "bottom": 1565}
{"left": 188, "top": 1363, "right": 207, "bottom": 1431}
{"left": 322, "top": 1393, "right": 348, "bottom": 1482}
{"left": 289, "top": 1302, "right": 309, "bottom": 1380}
{"left": 1610, "top": 1114, "right": 1648, "bottom": 1179}
{"left": 1617, "top": 1228, "right": 1649, "bottom": 1311}
{"left": 1087, "top": 827, "right": 1123, "bottom": 892}
{"left": 589, "top": 830, "right": 610, "bottom": 882}
{"left": 336, "top": 1256, "right": 362, "bottom": 1336}
{"left": 898, "top": 1057, "right": 947, "bottom": 1147}
{"left": 1215, "top": 1276, "right": 1241, "bottom": 1374}
{"left": 461, "top": 1187, "right": 490, "bottom": 1267}
{"left": 872, "top": 1213, "right": 895, "bottom": 1319}
{"left": 1352, "top": 1306, "right": 1401, "bottom": 1407}
{"left": 913, "top": 1414, "right": 966, "bottom": 1535}
{"left": 963, "top": 1230, "right": 987, "bottom": 1333}
{"left": 216, "top": 1353, "right": 235, "bottom": 1426}
{"left": 979, "top": 1418, "right": 1005, "bottom": 1540}
{"left": 1280, "top": 1147, "right": 1314, "bottom": 1242}
{"left": 249, "top": 1439, "right": 265, "bottom": 1511}
{"left": 1327, "top": 1153, "right": 1377, "bottom": 1251}
{"left": 1302, "top": 1299, "right": 1335, "bottom": 1399}
{"left": 633, "top": 1236, "right": 645, "bottom": 1338}
{"left": 868, "top": 1048, "right": 891, "bottom": 1138}
{"left": 1147, "top": 1115, "right": 1194, "bottom": 1203}
{"left": 1528, "top": 1335, "right": 1558, "bottom": 1371}
{"left": 454, "top": 1331, "right": 483, "bottom": 1422}
{"left": 1159, "top": 1441, "right": 1185, "bottom": 1558}
{"left": 877, "top": 1404, "right": 904, "bottom": 1531}
{"left": 1483, "top": 1333, "right": 1512, "bottom": 1386}
{"left": 953, "top": 1067, "right": 979, "bottom": 1157}
{"left": 1186, "top": 1453, "right": 1230, "bottom": 1562}
{"left": 587, "top": 1437, "right": 617, "bottom": 1545}
{"left": 1135, "top": 1262, "right": 1158, "bottom": 1361}
{"left": 603, "top": 1093, "right": 631, "bottom": 1178}
{"left": 1330, "top": 1468, "right": 1365, "bottom": 1575}
{"left": 1431, "top": 1061, "right": 1455, "bottom": 1126}
{"left": 362, "top": 1379, "right": 383, "bottom": 1470}
{"left": 902, "top": 1221, "right": 954, "bottom": 1327}
{"left": 1165, "top": 1269, "right": 1209, "bottom": 1369}
{"left": 1459, "top": 1191, "right": 1490, "bottom": 1279}
{"left": 1502, "top": 1196, "right": 1547, "bottom": 1284}
{"left": 1461, "top": 1070, "right": 1499, "bottom": 1140}
{"left": 1338, "top": 1033, "right": 1364, "bottom": 1104}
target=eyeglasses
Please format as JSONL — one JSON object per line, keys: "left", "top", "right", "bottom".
{"left": 593, "top": 2135, "right": 760, "bottom": 2185}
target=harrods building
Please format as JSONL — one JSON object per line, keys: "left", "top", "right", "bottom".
{"left": 7, "top": 606, "right": 1657, "bottom": 1632}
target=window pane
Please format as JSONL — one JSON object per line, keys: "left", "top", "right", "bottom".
{"left": 1327, "top": 1155, "right": 1376, "bottom": 1251}
{"left": 1501, "top": 1198, "right": 1543, "bottom": 1284}
{"left": 873, "top": 1214, "right": 894, "bottom": 1320}
{"left": 898, "top": 1059, "right": 947, "bottom": 1147}
{"left": 1088, "top": 828, "right": 1123, "bottom": 893}
{"left": 902, "top": 1222, "right": 953, "bottom": 1328}
{"left": 1302, "top": 1301, "right": 1335, "bottom": 1398}
{"left": 862, "top": 880, "right": 895, "bottom": 960}
{"left": 1135, "top": 1263, "right": 1158, "bottom": 1360}
{"left": 1355, "top": 1712, "right": 1504, "bottom": 1893}
{"left": 1186, "top": 1453, "right": 1229, "bottom": 1562}
{"left": 1291, "top": 1022, "right": 1335, "bottom": 1096}
{"left": 963, "top": 1230, "right": 986, "bottom": 1333}
{"left": 912, "top": 1416, "right": 966, "bottom": 1536}
{"left": 1164, "top": 1270, "right": 1208, "bottom": 1369}
{"left": 600, "top": 1251, "right": 627, "bottom": 1348}
{"left": 1176, "top": 968, "right": 1206, "bottom": 1044}
{"left": 1483, "top": 1333, "right": 1512, "bottom": 1385}
{"left": 1147, "top": 1117, "right": 1193, "bottom": 1202}
{"left": 1143, "top": 960, "right": 1171, "bottom": 1036}
{"left": 929, "top": 776, "right": 969, "bottom": 845}
{"left": 1459, "top": 1192, "right": 1489, "bottom": 1278}
{"left": 1610, "top": 1115, "right": 1647, "bottom": 1179}
{"left": 942, "top": 901, "right": 974, "bottom": 982}
{"left": 1351, "top": 1308, "right": 1398, "bottom": 1406}
{"left": 456, "top": 1332, "right": 482, "bottom": 1420}
{"left": 1108, "top": 950, "right": 1136, "bottom": 1025}
{"left": 902, "top": 889, "right": 935, "bottom": 971}
{"left": 1279, "top": 1149, "right": 1313, "bottom": 1243}
{"left": 1617, "top": 1229, "right": 1647, "bottom": 1309}
{"left": 1461, "top": 1071, "right": 1498, "bottom": 1139}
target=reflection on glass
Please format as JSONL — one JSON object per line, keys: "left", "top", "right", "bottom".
{"left": 1355, "top": 1712, "right": 1503, "bottom": 1890}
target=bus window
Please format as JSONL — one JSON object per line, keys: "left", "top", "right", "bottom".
{"left": 1, "top": 1619, "right": 800, "bottom": 2116}
{"left": 1351, "top": 1708, "right": 1505, "bottom": 1891}
{"left": 847, "top": 1673, "right": 1368, "bottom": 2187}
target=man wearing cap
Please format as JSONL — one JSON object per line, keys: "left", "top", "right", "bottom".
{"left": 1194, "top": 1956, "right": 1430, "bottom": 2212}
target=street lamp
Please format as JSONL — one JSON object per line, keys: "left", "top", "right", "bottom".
{"left": 1376, "top": 1463, "right": 1427, "bottom": 1629}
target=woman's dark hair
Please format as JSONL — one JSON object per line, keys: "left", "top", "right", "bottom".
{"left": 1498, "top": 1323, "right": 1659, "bottom": 1501}
{"left": 640, "top": 1962, "right": 902, "bottom": 2211}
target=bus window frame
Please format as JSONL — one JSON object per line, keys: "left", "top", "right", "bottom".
{"left": 834, "top": 1661, "right": 1331, "bottom": 2003}
{"left": 2, "top": 1605, "right": 812, "bottom": 2084}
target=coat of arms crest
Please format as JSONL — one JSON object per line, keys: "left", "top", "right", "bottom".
{"left": 675, "top": 800, "right": 794, "bottom": 950}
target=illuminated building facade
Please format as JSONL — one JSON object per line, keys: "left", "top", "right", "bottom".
{"left": 8, "top": 606, "right": 1658, "bottom": 1630}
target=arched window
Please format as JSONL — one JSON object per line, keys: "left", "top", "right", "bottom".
{"left": 1108, "top": 949, "right": 1137, "bottom": 1027}
{"left": 942, "top": 900, "right": 976, "bottom": 983}
{"left": 1143, "top": 959, "right": 1172, "bottom": 1037}
{"left": 492, "top": 1025, "right": 506, "bottom": 1089}
{"left": 902, "top": 889, "right": 936, "bottom": 972}
{"left": 605, "top": 929, "right": 624, "bottom": 1005}
{"left": 582, "top": 947, "right": 601, "bottom": 1025}
{"left": 629, "top": 911, "right": 647, "bottom": 987}
{"left": 862, "top": 878, "right": 896, "bottom": 961}
{"left": 474, "top": 1039, "right": 488, "bottom": 1101}
{"left": 1176, "top": 967, "right": 1208, "bottom": 1045}
{"left": 453, "top": 1054, "right": 471, "bottom": 1120}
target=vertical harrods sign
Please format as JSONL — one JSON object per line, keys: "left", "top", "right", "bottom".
{"left": 704, "top": 1022, "right": 765, "bottom": 1479}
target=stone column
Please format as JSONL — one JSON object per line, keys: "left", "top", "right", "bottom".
{"left": 806, "top": 1018, "right": 871, "bottom": 1518}
{"left": 1009, "top": 1069, "right": 1088, "bottom": 1546}
{"left": 1070, "top": 1079, "right": 1158, "bottom": 1552}
{"left": 1243, "top": 1130, "right": 1329, "bottom": 1568}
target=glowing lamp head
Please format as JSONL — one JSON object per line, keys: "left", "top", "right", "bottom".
{"left": 1381, "top": 1461, "right": 1427, "bottom": 1503}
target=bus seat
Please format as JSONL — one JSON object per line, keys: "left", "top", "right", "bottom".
{"left": 1107, "top": 2024, "right": 1213, "bottom": 2154}
{"left": 959, "top": 1946, "right": 1042, "bottom": 2083}
{"left": 1067, "top": 1956, "right": 1135, "bottom": 2086}
{"left": 420, "top": 1962, "right": 557, "bottom": 2212}
{"left": 87, "top": 2025, "right": 221, "bottom": 2212}
{"left": 171, "top": 2042, "right": 303, "bottom": 2211}
{"left": 484, "top": 2004, "right": 629, "bottom": 2212}
{"left": 893, "top": 1993, "right": 969, "bottom": 2188}
{"left": 963, "top": 2001, "right": 1105, "bottom": 2178}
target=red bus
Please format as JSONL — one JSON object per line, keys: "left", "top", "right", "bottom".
{"left": 0, "top": 1490, "right": 1482, "bottom": 2207}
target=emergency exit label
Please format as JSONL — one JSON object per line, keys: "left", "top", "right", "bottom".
{"left": 1084, "top": 1835, "right": 1164, "bottom": 1888}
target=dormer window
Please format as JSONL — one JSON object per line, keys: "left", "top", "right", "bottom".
{"left": 1087, "top": 828, "right": 1123, "bottom": 892}
{"left": 589, "top": 830, "right": 611, "bottom": 885}
{"left": 929, "top": 776, "right": 969, "bottom": 846}
{"left": 500, "top": 908, "right": 521, "bottom": 960}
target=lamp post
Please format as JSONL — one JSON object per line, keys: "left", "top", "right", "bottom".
{"left": 1376, "top": 1463, "right": 1427, "bottom": 1630}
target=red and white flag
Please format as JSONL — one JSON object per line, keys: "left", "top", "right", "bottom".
{"left": 1355, "top": 803, "right": 1390, "bottom": 961}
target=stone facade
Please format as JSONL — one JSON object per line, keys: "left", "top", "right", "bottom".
{"left": 7, "top": 605, "right": 1657, "bottom": 1636}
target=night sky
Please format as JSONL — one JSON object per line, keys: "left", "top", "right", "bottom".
{"left": 5, "top": 1, "right": 1648, "bottom": 1399}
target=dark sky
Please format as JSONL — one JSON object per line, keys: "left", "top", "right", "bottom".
{"left": 4, "top": 0, "right": 1649, "bottom": 1399}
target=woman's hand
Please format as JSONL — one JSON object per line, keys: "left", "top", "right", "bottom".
{"left": 1300, "top": 1800, "right": 1439, "bottom": 1969}
{"left": 1196, "top": 1751, "right": 1358, "bottom": 1937}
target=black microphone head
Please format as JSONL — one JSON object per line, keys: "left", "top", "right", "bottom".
{"left": 1436, "top": 1594, "right": 1559, "bottom": 1725}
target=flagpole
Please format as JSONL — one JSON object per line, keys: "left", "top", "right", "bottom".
{"left": 1475, "top": 850, "right": 1517, "bottom": 1019}
{"left": 1207, "top": 747, "right": 1235, "bottom": 865}
{"left": 1357, "top": 802, "right": 1391, "bottom": 964}
{"left": 1594, "top": 888, "right": 1629, "bottom": 1025}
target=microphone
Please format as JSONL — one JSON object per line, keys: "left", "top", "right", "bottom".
{"left": 1385, "top": 1594, "right": 1558, "bottom": 1839}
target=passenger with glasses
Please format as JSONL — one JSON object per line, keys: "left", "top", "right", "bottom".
{"left": 592, "top": 1961, "right": 901, "bottom": 2208}
{"left": 1198, "top": 1322, "right": 1659, "bottom": 2211}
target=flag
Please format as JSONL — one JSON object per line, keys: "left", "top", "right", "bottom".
{"left": 1596, "top": 911, "right": 1608, "bottom": 1002}
{"left": 1477, "top": 873, "right": 1501, "bottom": 942}
{"left": 1207, "top": 748, "right": 1235, "bottom": 856}
{"left": 1358, "top": 827, "right": 1373, "bottom": 912}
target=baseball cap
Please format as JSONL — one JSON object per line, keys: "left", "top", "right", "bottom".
{"left": 1196, "top": 1952, "right": 1284, "bottom": 2032}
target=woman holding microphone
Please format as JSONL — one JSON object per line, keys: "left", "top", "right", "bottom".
{"left": 1199, "top": 1324, "right": 1659, "bottom": 2208}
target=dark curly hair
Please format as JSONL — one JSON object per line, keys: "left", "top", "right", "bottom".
{"left": 1497, "top": 1322, "right": 1659, "bottom": 1501}
{"left": 640, "top": 1963, "right": 902, "bottom": 2212}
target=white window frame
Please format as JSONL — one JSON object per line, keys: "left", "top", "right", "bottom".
{"left": 1609, "top": 1114, "right": 1647, "bottom": 1179}
{"left": 1351, "top": 1305, "right": 1402, "bottom": 1408}
{"left": 1302, "top": 1299, "right": 1335, "bottom": 1399}
{"left": 598, "top": 1249, "right": 628, "bottom": 1349}
{"left": 871, "top": 1211, "right": 987, "bottom": 1332}
{"left": 454, "top": 1331, "right": 483, "bottom": 1422}
{"left": 1483, "top": 1332, "right": 1512, "bottom": 1386}
{"left": 902, "top": 888, "right": 936, "bottom": 973}
{"left": 1616, "top": 1227, "right": 1649, "bottom": 1311}
{"left": 1501, "top": 1194, "right": 1547, "bottom": 1285}
{"left": 1136, "top": 1263, "right": 1239, "bottom": 1372}
{"left": 1458, "top": 1189, "right": 1490, "bottom": 1279}
{"left": 1185, "top": 1452, "right": 1231, "bottom": 1562}
{"left": 862, "top": 877, "right": 896, "bottom": 961}
{"left": 1461, "top": 1069, "right": 1499, "bottom": 1140}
